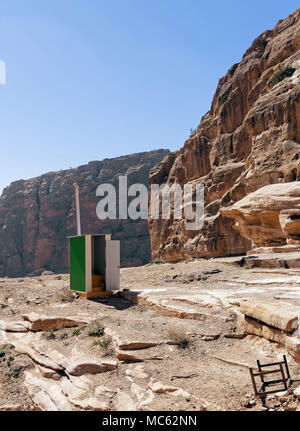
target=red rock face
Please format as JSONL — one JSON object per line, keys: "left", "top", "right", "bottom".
{"left": 220, "top": 182, "right": 300, "bottom": 248}
{"left": 149, "top": 9, "right": 300, "bottom": 262}
{"left": 0, "top": 150, "right": 169, "bottom": 277}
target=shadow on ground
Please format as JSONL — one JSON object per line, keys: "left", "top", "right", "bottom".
{"left": 88, "top": 293, "right": 133, "bottom": 310}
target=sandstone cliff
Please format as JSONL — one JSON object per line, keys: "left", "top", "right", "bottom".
{"left": 220, "top": 181, "right": 300, "bottom": 249}
{"left": 0, "top": 149, "right": 169, "bottom": 277}
{"left": 149, "top": 9, "right": 300, "bottom": 262}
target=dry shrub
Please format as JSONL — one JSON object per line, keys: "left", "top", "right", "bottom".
{"left": 57, "top": 288, "right": 74, "bottom": 303}
{"left": 91, "top": 336, "right": 114, "bottom": 357}
{"left": 101, "top": 336, "right": 114, "bottom": 357}
{"left": 88, "top": 321, "right": 104, "bottom": 337}
{"left": 102, "top": 346, "right": 115, "bottom": 358}
{"left": 167, "top": 326, "right": 192, "bottom": 349}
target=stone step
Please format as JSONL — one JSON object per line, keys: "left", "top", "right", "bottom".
{"left": 92, "top": 273, "right": 105, "bottom": 291}
{"left": 239, "top": 298, "right": 300, "bottom": 332}
{"left": 249, "top": 245, "right": 300, "bottom": 255}
{"left": 92, "top": 285, "right": 105, "bottom": 293}
{"left": 142, "top": 296, "right": 227, "bottom": 320}
{"left": 239, "top": 253, "right": 300, "bottom": 269}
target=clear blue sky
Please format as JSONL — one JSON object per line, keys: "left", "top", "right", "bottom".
{"left": 0, "top": 1, "right": 299, "bottom": 193}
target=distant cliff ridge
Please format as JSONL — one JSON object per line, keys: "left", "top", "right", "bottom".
{"left": 149, "top": 9, "right": 300, "bottom": 262}
{"left": 0, "top": 149, "right": 169, "bottom": 277}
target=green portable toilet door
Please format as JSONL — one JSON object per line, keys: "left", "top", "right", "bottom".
{"left": 70, "top": 236, "right": 86, "bottom": 292}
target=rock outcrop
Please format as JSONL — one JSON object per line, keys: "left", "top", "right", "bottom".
{"left": 0, "top": 149, "right": 169, "bottom": 277}
{"left": 220, "top": 182, "right": 300, "bottom": 249}
{"left": 21, "top": 313, "right": 89, "bottom": 332}
{"left": 239, "top": 298, "right": 300, "bottom": 333}
{"left": 237, "top": 299, "right": 300, "bottom": 361}
{"left": 149, "top": 9, "right": 300, "bottom": 262}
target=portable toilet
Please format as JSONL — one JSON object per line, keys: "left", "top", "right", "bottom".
{"left": 69, "top": 234, "right": 120, "bottom": 298}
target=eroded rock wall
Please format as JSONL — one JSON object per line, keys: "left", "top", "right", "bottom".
{"left": 220, "top": 182, "right": 300, "bottom": 248}
{"left": 149, "top": 9, "right": 300, "bottom": 262}
{"left": 0, "top": 150, "right": 169, "bottom": 277}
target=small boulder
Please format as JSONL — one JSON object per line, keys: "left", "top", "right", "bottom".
{"left": 149, "top": 382, "right": 178, "bottom": 394}
{"left": 293, "top": 386, "right": 300, "bottom": 398}
{"left": 0, "top": 320, "right": 28, "bottom": 333}
{"left": 22, "top": 312, "right": 88, "bottom": 331}
{"left": 35, "top": 364, "right": 62, "bottom": 381}
{"left": 115, "top": 392, "right": 136, "bottom": 411}
{"left": 171, "top": 389, "right": 191, "bottom": 398}
{"left": 72, "top": 397, "right": 108, "bottom": 411}
{"left": 126, "top": 365, "right": 148, "bottom": 379}
{"left": 66, "top": 358, "right": 117, "bottom": 376}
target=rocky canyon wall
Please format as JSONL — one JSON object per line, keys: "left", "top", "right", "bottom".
{"left": 0, "top": 149, "right": 169, "bottom": 277}
{"left": 149, "top": 9, "right": 300, "bottom": 262}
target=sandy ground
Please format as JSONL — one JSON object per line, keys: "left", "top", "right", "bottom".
{"left": 0, "top": 257, "right": 300, "bottom": 411}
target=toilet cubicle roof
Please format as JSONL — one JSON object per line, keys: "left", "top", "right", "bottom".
{"left": 67, "top": 234, "right": 112, "bottom": 239}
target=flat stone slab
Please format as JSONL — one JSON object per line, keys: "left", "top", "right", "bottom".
{"left": 242, "top": 253, "right": 300, "bottom": 269}
{"left": 66, "top": 358, "right": 118, "bottom": 376}
{"left": 172, "top": 294, "right": 220, "bottom": 308}
{"left": 149, "top": 381, "right": 179, "bottom": 393}
{"left": 239, "top": 313, "right": 300, "bottom": 361}
{"left": 12, "top": 340, "right": 64, "bottom": 371}
{"left": 104, "top": 326, "right": 164, "bottom": 350}
{"left": 117, "top": 341, "right": 158, "bottom": 350}
{"left": 249, "top": 245, "right": 300, "bottom": 255}
{"left": 0, "top": 320, "right": 29, "bottom": 333}
{"left": 131, "top": 383, "right": 154, "bottom": 408}
{"left": 69, "top": 396, "right": 108, "bottom": 411}
{"left": 22, "top": 312, "right": 88, "bottom": 331}
{"left": 239, "top": 298, "right": 300, "bottom": 332}
{"left": 116, "top": 347, "right": 164, "bottom": 362}
{"left": 24, "top": 370, "right": 74, "bottom": 411}
{"left": 143, "top": 297, "right": 211, "bottom": 320}
{"left": 126, "top": 365, "right": 148, "bottom": 379}
{"left": 35, "top": 364, "right": 62, "bottom": 381}
{"left": 114, "top": 391, "right": 136, "bottom": 411}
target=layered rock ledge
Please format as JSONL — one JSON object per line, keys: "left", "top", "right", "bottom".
{"left": 220, "top": 182, "right": 300, "bottom": 251}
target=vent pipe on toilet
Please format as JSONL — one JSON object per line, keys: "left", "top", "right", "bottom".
{"left": 73, "top": 183, "right": 82, "bottom": 236}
